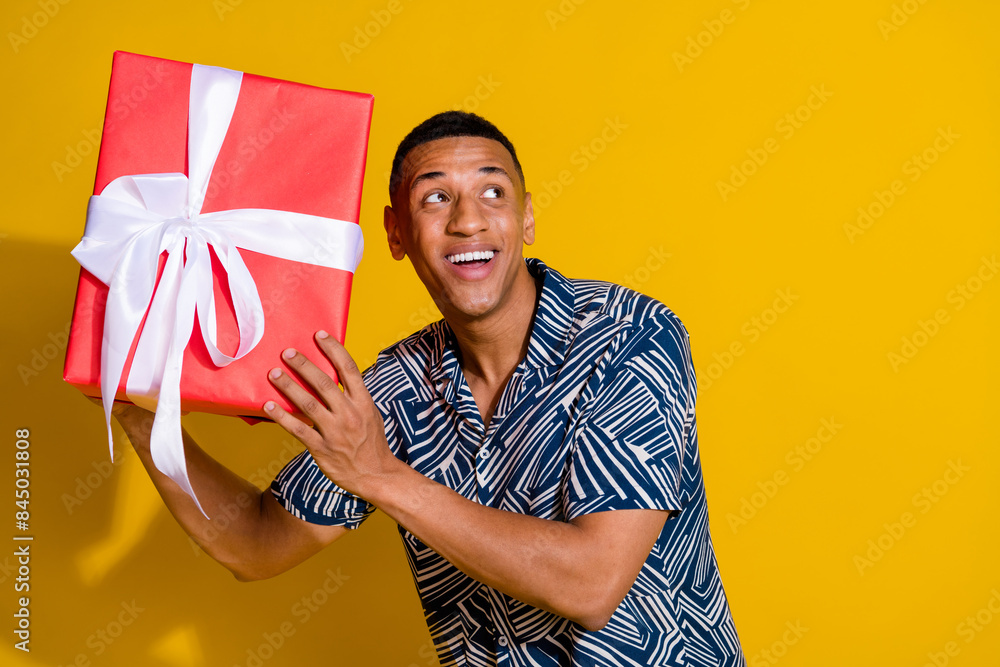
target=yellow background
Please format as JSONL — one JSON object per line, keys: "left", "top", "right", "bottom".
{"left": 2, "top": 0, "right": 998, "bottom": 665}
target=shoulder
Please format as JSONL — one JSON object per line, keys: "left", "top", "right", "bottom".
{"left": 526, "top": 258, "right": 694, "bottom": 379}
{"left": 573, "top": 277, "right": 687, "bottom": 334}
{"left": 530, "top": 257, "right": 689, "bottom": 343}
{"left": 569, "top": 276, "right": 691, "bottom": 361}
{"left": 555, "top": 273, "right": 696, "bottom": 405}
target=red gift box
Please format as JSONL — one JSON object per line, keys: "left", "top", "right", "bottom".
{"left": 64, "top": 51, "right": 374, "bottom": 421}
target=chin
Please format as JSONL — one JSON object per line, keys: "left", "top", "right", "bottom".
{"left": 433, "top": 291, "right": 498, "bottom": 321}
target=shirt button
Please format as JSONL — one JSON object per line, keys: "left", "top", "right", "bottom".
{"left": 479, "top": 449, "right": 490, "bottom": 460}
{"left": 497, "top": 636, "right": 508, "bottom": 647}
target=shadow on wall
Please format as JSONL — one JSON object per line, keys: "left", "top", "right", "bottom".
{"left": 2, "top": 239, "right": 432, "bottom": 667}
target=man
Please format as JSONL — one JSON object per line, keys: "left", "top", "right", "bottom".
{"left": 110, "top": 111, "right": 744, "bottom": 665}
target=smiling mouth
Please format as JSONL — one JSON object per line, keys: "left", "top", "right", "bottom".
{"left": 446, "top": 250, "right": 496, "bottom": 266}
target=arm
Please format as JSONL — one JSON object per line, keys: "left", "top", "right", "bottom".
{"left": 369, "top": 467, "right": 667, "bottom": 632}
{"left": 264, "top": 333, "right": 668, "bottom": 631}
{"left": 104, "top": 401, "right": 347, "bottom": 581}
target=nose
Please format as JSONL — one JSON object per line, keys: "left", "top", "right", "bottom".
{"left": 445, "top": 194, "right": 489, "bottom": 236}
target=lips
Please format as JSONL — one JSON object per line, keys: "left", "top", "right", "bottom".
{"left": 442, "top": 248, "right": 498, "bottom": 281}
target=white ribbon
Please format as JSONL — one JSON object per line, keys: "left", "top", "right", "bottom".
{"left": 72, "top": 63, "right": 364, "bottom": 517}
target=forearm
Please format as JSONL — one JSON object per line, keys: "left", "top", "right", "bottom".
{"left": 362, "top": 459, "right": 654, "bottom": 631}
{"left": 116, "top": 409, "right": 292, "bottom": 579}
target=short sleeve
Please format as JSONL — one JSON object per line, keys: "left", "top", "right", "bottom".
{"left": 563, "top": 315, "right": 695, "bottom": 520}
{"left": 270, "top": 449, "right": 376, "bottom": 528}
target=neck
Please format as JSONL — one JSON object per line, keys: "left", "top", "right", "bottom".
{"left": 445, "top": 264, "right": 540, "bottom": 387}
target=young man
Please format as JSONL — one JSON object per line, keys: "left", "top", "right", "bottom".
{"left": 111, "top": 112, "right": 744, "bottom": 666}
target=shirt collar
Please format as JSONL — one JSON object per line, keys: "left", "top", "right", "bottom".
{"left": 428, "top": 257, "right": 575, "bottom": 393}
{"left": 521, "top": 257, "right": 574, "bottom": 370}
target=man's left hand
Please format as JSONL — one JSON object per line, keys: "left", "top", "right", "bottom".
{"left": 264, "top": 330, "right": 397, "bottom": 498}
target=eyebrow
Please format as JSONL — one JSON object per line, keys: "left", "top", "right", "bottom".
{"left": 410, "top": 171, "right": 446, "bottom": 191}
{"left": 409, "top": 166, "right": 514, "bottom": 192}
{"left": 478, "top": 166, "right": 513, "bottom": 183}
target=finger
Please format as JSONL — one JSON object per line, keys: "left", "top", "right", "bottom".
{"left": 314, "top": 331, "right": 365, "bottom": 399}
{"left": 263, "top": 399, "right": 322, "bottom": 450}
{"left": 278, "top": 347, "right": 347, "bottom": 412}
{"left": 267, "top": 361, "right": 339, "bottom": 426}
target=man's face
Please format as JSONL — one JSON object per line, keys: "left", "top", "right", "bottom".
{"left": 384, "top": 136, "right": 535, "bottom": 324}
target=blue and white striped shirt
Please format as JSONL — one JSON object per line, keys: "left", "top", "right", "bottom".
{"left": 272, "top": 258, "right": 744, "bottom": 666}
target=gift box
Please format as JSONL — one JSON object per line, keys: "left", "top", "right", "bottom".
{"left": 64, "top": 51, "right": 373, "bottom": 511}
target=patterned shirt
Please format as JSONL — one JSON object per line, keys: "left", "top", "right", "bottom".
{"left": 272, "top": 258, "right": 744, "bottom": 666}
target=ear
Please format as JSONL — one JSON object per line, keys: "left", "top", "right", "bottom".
{"left": 522, "top": 192, "right": 536, "bottom": 246}
{"left": 384, "top": 205, "right": 406, "bottom": 261}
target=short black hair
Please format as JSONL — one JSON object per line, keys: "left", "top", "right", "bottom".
{"left": 388, "top": 111, "right": 524, "bottom": 197}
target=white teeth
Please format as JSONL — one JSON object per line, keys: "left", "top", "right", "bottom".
{"left": 447, "top": 250, "right": 495, "bottom": 264}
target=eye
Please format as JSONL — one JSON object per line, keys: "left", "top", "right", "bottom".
{"left": 423, "top": 191, "right": 448, "bottom": 204}
{"left": 482, "top": 186, "right": 503, "bottom": 199}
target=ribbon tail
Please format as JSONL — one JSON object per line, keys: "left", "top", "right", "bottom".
{"left": 147, "top": 249, "right": 210, "bottom": 519}
{"left": 102, "top": 389, "right": 115, "bottom": 464}
{"left": 149, "top": 385, "right": 208, "bottom": 519}
{"left": 126, "top": 242, "right": 187, "bottom": 398}
{"left": 97, "top": 227, "right": 168, "bottom": 462}
{"left": 100, "top": 296, "right": 138, "bottom": 464}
